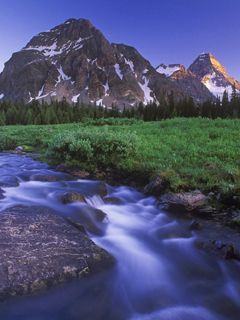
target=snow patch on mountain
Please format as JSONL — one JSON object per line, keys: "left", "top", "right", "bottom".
{"left": 114, "top": 64, "right": 123, "bottom": 80}
{"left": 124, "top": 58, "right": 134, "bottom": 72}
{"left": 138, "top": 77, "right": 154, "bottom": 104}
{"left": 72, "top": 94, "right": 80, "bottom": 103}
{"left": 156, "top": 64, "right": 181, "bottom": 77}
{"left": 96, "top": 99, "right": 104, "bottom": 106}
{"left": 57, "top": 66, "right": 71, "bottom": 82}
{"left": 203, "top": 74, "right": 233, "bottom": 98}
{"left": 103, "top": 81, "right": 110, "bottom": 96}
{"left": 24, "top": 42, "right": 63, "bottom": 57}
{"left": 0, "top": 94, "right": 4, "bottom": 100}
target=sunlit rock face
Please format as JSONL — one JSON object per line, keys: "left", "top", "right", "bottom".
{"left": 189, "top": 53, "right": 240, "bottom": 99}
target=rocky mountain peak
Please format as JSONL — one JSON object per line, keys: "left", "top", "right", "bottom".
{"left": 189, "top": 53, "right": 228, "bottom": 79}
{"left": 0, "top": 19, "right": 216, "bottom": 106}
{"left": 189, "top": 53, "right": 240, "bottom": 98}
{"left": 24, "top": 18, "right": 102, "bottom": 58}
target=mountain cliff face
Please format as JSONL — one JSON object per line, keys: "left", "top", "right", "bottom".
{"left": 0, "top": 19, "right": 226, "bottom": 106}
{"left": 189, "top": 53, "right": 240, "bottom": 99}
{"left": 156, "top": 64, "right": 214, "bottom": 102}
{"left": 0, "top": 18, "right": 186, "bottom": 107}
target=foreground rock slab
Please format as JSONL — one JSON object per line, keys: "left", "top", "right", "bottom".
{"left": 0, "top": 206, "right": 114, "bottom": 300}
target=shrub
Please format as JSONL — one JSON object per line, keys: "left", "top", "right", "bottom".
{"left": 91, "top": 118, "right": 142, "bottom": 126}
{"left": 47, "top": 127, "right": 138, "bottom": 169}
{"left": 0, "top": 135, "right": 17, "bottom": 150}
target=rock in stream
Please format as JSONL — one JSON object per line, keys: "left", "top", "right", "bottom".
{"left": 0, "top": 206, "right": 114, "bottom": 300}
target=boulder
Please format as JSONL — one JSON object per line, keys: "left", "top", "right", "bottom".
{"left": 0, "top": 175, "right": 19, "bottom": 187}
{"left": 55, "top": 164, "right": 68, "bottom": 172}
{"left": 104, "top": 196, "right": 122, "bottom": 205}
{"left": 0, "top": 206, "right": 113, "bottom": 300}
{"left": 70, "top": 169, "right": 90, "bottom": 179}
{"left": 68, "top": 206, "right": 108, "bottom": 236}
{"left": 189, "top": 220, "right": 202, "bottom": 231}
{"left": 60, "top": 191, "right": 86, "bottom": 204}
{"left": 0, "top": 188, "right": 5, "bottom": 200}
{"left": 30, "top": 174, "right": 60, "bottom": 182}
{"left": 15, "top": 146, "right": 24, "bottom": 154}
{"left": 144, "top": 175, "right": 168, "bottom": 196}
{"left": 196, "top": 239, "right": 240, "bottom": 261}
{"left": 96, "top": 182, "right": 108, "bottom": 197}
{"left": 161, "top": 190, "right": 208, "bottom": 211}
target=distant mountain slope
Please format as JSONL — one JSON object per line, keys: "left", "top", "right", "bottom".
{"left": 156, "top": 64, "right": 214, "bottom": 102}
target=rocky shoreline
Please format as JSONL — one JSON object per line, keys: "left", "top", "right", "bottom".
{"left": 61, "top": 167, "right": 240, "bottom": 261}
{"left": 63, "top": 166, "right": 240, "bottom": 227}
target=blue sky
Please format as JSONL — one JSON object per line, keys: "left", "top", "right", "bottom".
{"left": 0, "top": 0, "right": 240, "bottom": 78}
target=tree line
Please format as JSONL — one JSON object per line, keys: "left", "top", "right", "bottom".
{"left": 0, "top": 87, "right": 240, "bottom": 126}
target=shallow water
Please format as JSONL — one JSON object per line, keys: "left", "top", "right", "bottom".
{"left": 0, "top": 153, "right": 239, "bottom": 320}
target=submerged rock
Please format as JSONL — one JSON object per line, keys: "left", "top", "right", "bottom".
{"left": 96, "top": 182, "right": 108, "bottom": 197}
{"left": 0, "top": 206, "right": 114, "bottom": 300}
{"left": 144, "top": 175, "right": 168, "bottom": 196}
{"left": 67, "top": 206, "right": 108, "bottom": 236}
{"left": 196, "top": 239, "right": 240, "bottom": 261}
{"left": 0, "top": 175, "right": 19, "bottom": 187}
{"left": 103, "top": 196, "right": 123, "bottom": 205}
{"left": 15, "top": 146, "right": 24, "bottom": 154}
{"left": 60, "top": 192, "right": 86, "bottom": 204}
{"left": 70, "top": 169, "right": 90, "bottom": 179}
{"left": 0, "top": 188, "right": 5, "bottom": 200}
{"left": 189, "top": 220, "right": 202, "bottom": 231}
{"left": 161, "top": 190, "right": 208, "bottom": 211}
{"left": 30, "top": 174, "right": 60, "bottom": 182}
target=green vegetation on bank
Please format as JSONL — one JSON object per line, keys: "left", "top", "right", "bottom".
{"left": 0, "top": 118, "right": 239, "bottom": 196}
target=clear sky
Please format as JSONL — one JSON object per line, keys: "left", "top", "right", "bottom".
{"left": 0, "top": 0, "right": 240, "bottom": 79}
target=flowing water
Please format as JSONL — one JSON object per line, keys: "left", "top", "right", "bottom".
{"left": 0, "top": 153, "right": 239, "bottom": 320}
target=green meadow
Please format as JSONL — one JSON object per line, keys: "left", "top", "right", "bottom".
{"left": 0, "top": 118, "right": 239, "bottom": 195}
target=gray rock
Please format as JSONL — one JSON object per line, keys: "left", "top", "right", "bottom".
{"left": 0, "top": 206, "right": 113, "bottom": 300}
{"left": 68, "top": 206, "right": 108, "bottom": 236}
{"left": 196, "top": 239, "right": 240, "bottom": 261}
{"left": 104, "top": 196, "right": 122, "bottom": 205}
{"left": 144, "top": 175, "right": 168, "bottom": 196}
{"left": 161, "top": 190, "right": 208, "bottom": 211}
{"left": 0, "top": 175, "right": 19, "bottom": 187}
{"left": 96, "top": 182, "right": 108, "bottom": 197}
{"left": 190, "top": 220, "right": 202, "bottom": 230}
{"left": 30, "top": 174, "right": 60, "bottom": 182}
{"left": 15, "top": 146, "right": 24, "bottom": 153}
{"left": 60, "top": 191, "right": 86, "bottom": 204}
{"left": 0, "top": 188, "right": 5, "bottom": 200}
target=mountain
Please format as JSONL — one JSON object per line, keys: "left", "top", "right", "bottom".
{"left": 0, "top": 18, "right": 185, "bottom": 107}
{"left": 156, "top": 64, "right": 214, "bottom": 102}
{"left": 0, "top": 18, "right": 214, "bottom": 107}
{"left": 189, "top": 53, "right": 240, "bottom": 99}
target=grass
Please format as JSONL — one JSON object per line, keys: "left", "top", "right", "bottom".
{"left": 0, "top": 118, "right": 239, "bottom": 195}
